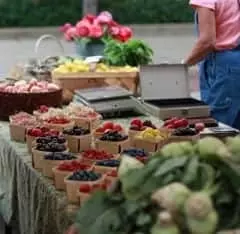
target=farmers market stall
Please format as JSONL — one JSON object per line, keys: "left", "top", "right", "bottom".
{"left": 0, "top": 12, "right": 239, "bottom": 234}
{"left": 0, "top": 101, "right": 239, "bottom": 234}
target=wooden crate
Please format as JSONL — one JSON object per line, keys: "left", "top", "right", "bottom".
{"left": 52, "top": 71, "right": 139, "bottom": 99}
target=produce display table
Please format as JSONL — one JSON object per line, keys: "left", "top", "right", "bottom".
{"left": 0, "top": 116, "right": 160, "bottom": 234}
{"left": 0, "top": 116, "right": 239, "bottom": 234}
{"left": 0, "top": 121, "right": 77, "bottom": 234}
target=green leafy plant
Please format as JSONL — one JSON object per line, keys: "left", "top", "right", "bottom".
{"left": 103, "top": 39, "right": 153, "bottom": 67}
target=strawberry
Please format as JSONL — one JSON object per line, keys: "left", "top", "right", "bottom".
{"left": 113, "top": 124, "right": 123, "bottom": 132}
{"left": 103, "top": 121, "right": 114, "bottom": 130}
{"left": 166, "top": 124, "right": 174, "bottom": 129}
{"left": 79, "top": 184, "right": 91, "bottom": 193}
{"left": 130, "top": 124, "right": 141, "bottom": 131}
{"left": 108, "top": 170, "right": 118, "bottom": 177}
{"left": 130, "top": 118, "right": 142, "bottom": 128}
{"left": 29, "top": 128, "right": 42, "bottom": 137}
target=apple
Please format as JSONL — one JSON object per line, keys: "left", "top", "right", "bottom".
{"left": 195, "top": 122, "right": 205, "bottom": 132}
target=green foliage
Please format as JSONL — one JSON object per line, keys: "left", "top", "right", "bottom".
{"left": 0, "top": 0, "right": 193, "bottom": 27}
{"left": 103, "top": 39, "right": 153, "bottom": 67}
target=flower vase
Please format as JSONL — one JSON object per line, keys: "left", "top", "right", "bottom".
{"left": 76, "top": 41, "right": 105, "bottom": 58}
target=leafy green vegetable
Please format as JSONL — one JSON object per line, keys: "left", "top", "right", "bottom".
{"left": 182, "top": 157, "right": 199, "bottom": 186}
{"left": 154, "top": 157, "right": 188, "bottom": 177}
{"left": 75, "top": 191, "right": 124, "bottom": 234}
{"left": 75, "top": 136, "right": 240, "bottom": 233}
{"left": 103, "top": 39, "right": 153, "bottom": 67}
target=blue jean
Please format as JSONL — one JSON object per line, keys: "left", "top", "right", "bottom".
{"left": 199, "top": 45, "right": 240, "bottom": 129}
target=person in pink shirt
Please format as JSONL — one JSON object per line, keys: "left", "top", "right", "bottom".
{"left": 184, "top": 0, "right": 240, "bottom": 129}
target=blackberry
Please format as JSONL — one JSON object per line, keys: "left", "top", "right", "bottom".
{"left": 96, "top": 160, "right": 120, "bottom": 167}
{"left": 68, "top": 170, "right": 101, "bottom": 181}
{"left": 63, "top": 126, "right": 90, "bottom": 136}
{"left": 44, "top": 152, "right": 76, "bottom": 160}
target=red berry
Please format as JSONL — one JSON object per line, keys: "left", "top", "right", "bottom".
{"left": 164, "top": 119, "right": 173, "bottom": 126}
{"left": 173, "top": 119, "right": 188, "bottom": 128}
{"left": 113, "top": 124, "right": 123, "bottom": 132}
{"left": 130, "top": 118, "right": 142, "bottom": 128}
{"left": 103, "top": 122, "right": 114, "bottom": 130}
{"left": 130, "top": 124, "right": 141, "bottom": 131}
{"left": 79, "top": 184, "right": 91, "bottom": 193}
{"left": 30, "top": 128, "right": 42, "bottom": 137}
{"left": 195, "top": 122, "right": 205, "bottom": 132}
{"left": 173, "top": 120, "right": 184, "bottom": 128}
{"left": 39, "top": 105, "right": 49, "bottom": 113}
{"left": 166, "top": 124, "right": 174, "bottom": 129}
{"left": 109, "top": 170, "right": 118, "bottom": 177}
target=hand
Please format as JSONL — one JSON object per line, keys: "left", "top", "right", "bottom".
{"left": 65, "top": 225, "right": 79, "bottom": 234}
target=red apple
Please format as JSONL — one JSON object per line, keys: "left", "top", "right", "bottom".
{"left": 195, "top": 122, "right": 205, "bottom": 132}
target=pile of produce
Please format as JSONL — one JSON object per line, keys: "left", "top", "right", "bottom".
{"left": 0, "top": 79, "right": 59, "bottom": 93}
{"left": 103, "top": 39, "right": 153, "bottom": 67}
{"left": 38, "top": 103, "right": 101, "bottom": 121}
{"left": 52, "top": 59, "right": 138, "bottom": 74}
{"left": 74, "top": 136, "right": 240, "bottom": 234}
{"left": 129, "top": 119, "right": 157, "bottom": 131}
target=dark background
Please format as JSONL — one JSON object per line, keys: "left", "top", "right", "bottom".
{"left": 0, "top": 0, "right": 193, "bottom": 27}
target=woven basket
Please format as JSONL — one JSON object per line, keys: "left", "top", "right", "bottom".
{"left": 0, "top": 89, "right": 62, "bottom": 120}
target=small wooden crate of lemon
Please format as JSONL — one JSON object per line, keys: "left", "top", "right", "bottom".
{"left": 51, "top": 59, "right": 139, "bottom": 94}
{"left": 134, "top": 128, "right": 171, "bottom": 153}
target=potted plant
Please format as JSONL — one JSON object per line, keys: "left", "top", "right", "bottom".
{"left": 60, "top": 11, "right": 133, "bottom": 57}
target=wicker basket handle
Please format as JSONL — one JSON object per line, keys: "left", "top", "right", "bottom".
{"left": 34, "top": 34, "right": 65, "bottom": 57}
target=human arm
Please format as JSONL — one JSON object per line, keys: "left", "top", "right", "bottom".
{"left": 184, "top": 2, "right": 216, "bottom": 66}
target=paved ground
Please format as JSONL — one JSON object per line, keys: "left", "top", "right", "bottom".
{"left": 0, "top": 31, "right": 199, "bottom": 91}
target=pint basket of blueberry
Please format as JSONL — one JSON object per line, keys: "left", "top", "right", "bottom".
{"left": 42, "top": 152, "right": 77, "bottom": 178}
{"left": 129, "top": 119, "right": 158, "bottom": 144}
{"left": 53, "top": 160, "right": 92, "bottom": 190}
{"left": 26, "top": 127, "right": 60, "bottom": 153}
{"left": 163, "top": 117, "right": 203, "bottom": 143}
{"left": 80, "top": 149, "right": 116, "bottom": 164}
{"left": 95, "top": 130, "right": 130, "bottom": 154}
{"left": 94, "top": 121, "right": 125, "bottom": 140}
{"left": 32, "top": 136, "right": 68, "bottom": 170}
{"left": 43, "top": 116, "right": 75, "bottom": 131}
{"left": 94, "top": 159, "right": 120, "bottom": 174}
{"left": 121, "top": 148, "right": 149, "bottom": 163}
{"left": 63, "top": 126, "right": 92, "bottom": 153}
{"left": 64, "top": 170, "right": 105, "bottom": 203}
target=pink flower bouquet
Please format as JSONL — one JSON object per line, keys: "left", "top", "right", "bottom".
{"left": 60, "top": 11, "right": 133, "bottom": 45}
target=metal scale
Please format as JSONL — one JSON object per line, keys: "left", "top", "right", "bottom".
{"left": 73, "top": 86, "right": 143, "bottom": 118}
{"left": 73, "top": 63, "right": 214, "bottom": 122}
